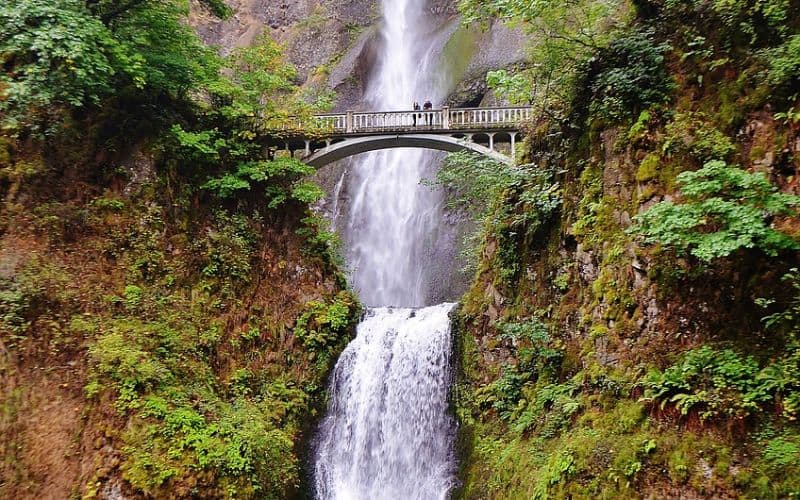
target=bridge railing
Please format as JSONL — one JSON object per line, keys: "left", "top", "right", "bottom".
{"left": 311, "top": 106, "right": 532, "bottom": 135}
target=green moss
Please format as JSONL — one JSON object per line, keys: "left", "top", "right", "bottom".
{"left": 636, "top": 152, "right": 660, "bottom": 182}
{"left": 441, "top": 23, "right": 478, "bottom": 91}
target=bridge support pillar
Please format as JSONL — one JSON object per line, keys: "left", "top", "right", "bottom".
{"left": 325, "top": 139, "right": 332, "bottom": 148}
{"left": 510, "top": 132, "right": 517, "bottom": 161}
{"left": 488, "top": 133, "right": 495, "bottom": 151}
{"left": 442, "top": 106, "right": 450, "bottom": 129}
{"left": 305, "top": 140, "right": 311, "bottom": 156}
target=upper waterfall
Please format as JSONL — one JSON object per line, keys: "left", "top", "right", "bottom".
{"left": 331, "top": 0, "right": 460, "bottom": 308}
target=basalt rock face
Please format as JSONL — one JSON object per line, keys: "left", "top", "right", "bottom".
{"left": 190, "top": 0, "right": 527, "bottom": 111}
{"left": 190, "top": 0, "right": 380, "bottom": 110}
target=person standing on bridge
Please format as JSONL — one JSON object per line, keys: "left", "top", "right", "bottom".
{"left": 423, "top": 100, "right": 433, "bottom": 126}
{"left": 413, "top": 102, "right": 420, "bottom": 126}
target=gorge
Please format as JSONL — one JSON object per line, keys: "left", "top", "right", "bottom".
{"left": 1, "top": 0, "right": 799, "bottom": 498}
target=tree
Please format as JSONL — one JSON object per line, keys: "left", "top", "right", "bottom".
{"left": 0, "top": 0, "right": 222, "bottom": 133}
{"left": 458, "top": 0, "right": 626, "bottom": 113}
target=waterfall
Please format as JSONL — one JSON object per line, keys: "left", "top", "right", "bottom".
{"left": 313, "top": 0, "right": 459, "bottom": 498}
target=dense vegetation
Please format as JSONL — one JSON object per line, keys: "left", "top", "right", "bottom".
{"left": 0, "top": 0, "right": 355, "bottom": 497}
{"left": 452, "top": 0, "right": 800, "bottom": 497}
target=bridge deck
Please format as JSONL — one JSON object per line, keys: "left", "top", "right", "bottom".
{"left": 272, "top": 106, "right": 533, "bottom": 164}
{"left": 309, "top": 106, "right": 532, "bottom": 136}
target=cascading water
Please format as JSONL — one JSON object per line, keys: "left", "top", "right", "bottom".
{"left": 313, "top": 0, "right": 460, "bottom": 498}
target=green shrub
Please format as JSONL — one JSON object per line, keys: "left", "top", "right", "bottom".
{"left": 588, "top": 29, "right": 674, "bottom": 123}
{"left": 296, "top": 214, "right": 346, "bottom": 269}
{"left": 513, "top": 382, "right": 581, "bottom": 436}
{"left": 293, "top": 291, "right": 357, "bottom": 353}
{"left": 763, "top": 34, "right": 800, "bottom": 96}
{"left": 200, "top": 211, "right": 257, "bottom": 295}
{"left": 644, "top": 346, "right": 769, "bottom": 420}
{"left": 123, "top": 401, "right": 298, "bottom": 498}
{"left": 200, "top": 158, "right": 317, "bottom": 207}
{"left": 0, "top": 0, "right": 124, "bottom": 131}
{"left": 632, "top": 160, "right": 800, "bottom": 261}
{"left": 475, "top": 364, "right": 530, "bottom": 420}
{"left": 662, "top": 0, "right": 794, "bottom": 46}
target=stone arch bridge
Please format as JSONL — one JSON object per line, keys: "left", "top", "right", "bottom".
{"left": 274, "top": 106, "right": 533, "bottom": 167}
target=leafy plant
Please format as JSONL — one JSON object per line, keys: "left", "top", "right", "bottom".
{"left": 587, "top": 29, "right": 674, "bottom": 123}
{"left": 643, "top": 346, "right": 769, "bottom": 420}
{"left": 632, "top": 160, "right": 800, "bottom": 261}
{"left": 499, "top": 318, "right": 563, "bottom": 377}
{"left": 0, "top": 0, "right": 223, "bottom": 133}
{"left": 293, "top": 291, "right": 357, "bottom": 353}
{"left": 765, "top": 35, "right": 800, "bottom": 91}
{"left": 0, "top": 0, "right": 132, "bottom": 131}
{"left": 460, "top": 0, "right": 625, "bottom": 111}
{"left": 475, "top": 364, "right": 530, "bottom": 420}
{"left": 199, "top": 211, "right": 257, "bottom": 296}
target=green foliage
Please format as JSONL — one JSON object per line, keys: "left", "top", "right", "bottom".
{"left": 0, "top": 0, "right": 222, "bottom": 133}
{"left": 587, "top": 29, "right": 674, "bottom": 123}
{"left": 459, "top": 0, "right": 625, "bottom": 111}
{"left": 644, "top": 332, "right": 800, "bottom": 421}
{"left": 475, "top": 317, "right": 566, "bottom": 426}
{"left": 296, "top": 215, "right": 346, "bottom": 270}
{"left": 107, "top": 0, "right": 219, "bottom": 97}
{"left": 762, "top": 33, "right": 800, "bottom": 100}
{"left": 0, "top": 281, "right": 29, "bottom": 337}
{"left": 499, "top": 318, "right": 563, "bottom": 377}
{"left": 475, "top": 364, "right": 530, "bottom": 420}
{"left": 88, "top": 319, "right": 174, "bottom": 405}
{"left": 761, "top": 435, "right": 800, "bottom": 472}
{"left": 123, "top": 401, "right": 297, "bottom": 498}
{"left": 293, "top": 291, "right": 358, "bottom": 353}
{"left": 632, "top": 160, "right": 800, "bottom": 261}
{"left": 0, "top": 0, "right": 131, "bottom": 131}
{"left": 200, "top": 157, "right": 316, "bottom": 206}
{"left": 513, "top": 382, "right": 581, "bottom": 436}
{"left": 662, "top": 112, "right": 737, "bottom": 162}
{"left": 661, "top": 0, "right": 794, "bottom": 46}
{"left": 643, "top": 346, "right": 769, "bottom": 420}
{"left": 433, "top": 152, "right": 561, "bottom": 281}
{"left": 199, "top": 211, "right": 257, "bottom": 296}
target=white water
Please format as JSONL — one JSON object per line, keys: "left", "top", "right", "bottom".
{"left": 314, "top": 304, "right": 457, "bottom": 499}
{"left": 313, "top": 0, "right": 459, "bottom": 498}
{"left": 337, "top": 0, "right": 452, "bottom": 308}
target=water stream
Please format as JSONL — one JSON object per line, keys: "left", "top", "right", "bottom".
{"left": 313, "top": 0, "right": 460, "bottom": 498}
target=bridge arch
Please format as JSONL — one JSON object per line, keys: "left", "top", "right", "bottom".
{"left": 302, "top": 134, "right": 512, "bottom": 168}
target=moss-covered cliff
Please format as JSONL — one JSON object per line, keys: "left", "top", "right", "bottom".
{"left": 0, "top": 136, "right": 358, "bottom": 498}
{"left": 452, "top": 0, "right": 800, "bottom": 497}
{"left": 0, "top": 1, "right": 361, "bottom": 498}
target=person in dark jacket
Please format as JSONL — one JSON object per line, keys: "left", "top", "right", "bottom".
{"left": 413, "top": 101, "right": 420, "bottom": 126}
{"left": 423, "top": 100, "right": 433, "bottom": 125}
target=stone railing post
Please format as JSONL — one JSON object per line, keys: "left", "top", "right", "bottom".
{"left": 442, "top": 106, "right": 450, "bottom": 129}
{"left": 346, "top": 111, "right": 354, "bottom": 133}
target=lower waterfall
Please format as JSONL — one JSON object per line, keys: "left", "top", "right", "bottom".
{"left": 313, "top": 304, "right": 458, "bottom": 499}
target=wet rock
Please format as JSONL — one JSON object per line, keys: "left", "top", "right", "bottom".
{"left": 576, "top": 244, "right": 598, "bottom": 282}
{"left": 100, "top": 479, "right": 127, "bottom": 500}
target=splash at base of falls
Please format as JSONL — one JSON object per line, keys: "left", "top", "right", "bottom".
{"left": 313, "top": 303, "right": 458, "bottom": 500}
